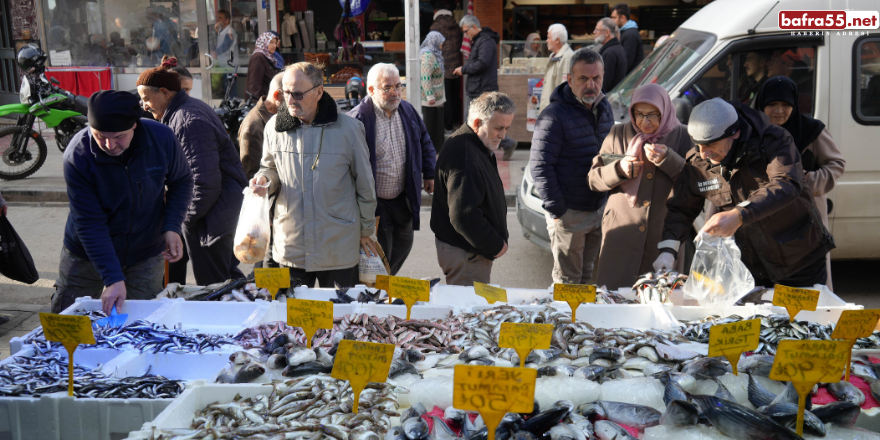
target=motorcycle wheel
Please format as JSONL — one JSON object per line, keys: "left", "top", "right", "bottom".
{"left": 0, "top": 126, "right": 48, "bottom": 180}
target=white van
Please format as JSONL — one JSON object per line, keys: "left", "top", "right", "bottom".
{"left": 517, "top": 0, "right": 880, "bottom": 260}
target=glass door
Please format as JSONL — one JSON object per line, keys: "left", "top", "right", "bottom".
{"left": 197, "top": 0, "right": 263, "bottom": 103}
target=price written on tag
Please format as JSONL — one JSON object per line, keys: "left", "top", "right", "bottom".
{"left": 39, "top": 313, "right": 96, "bottom": 396}
{"left": 707, "top": 318, "right": 760, "bottom": 374}
{"left": 375, "top": 274, "right": 389, "bottom": 292}
{"left": 498, "top": 323, "right": 553, "bottom": 368}
{"left": 831, "top": 309, "right": 880, "bottom": 381}
{"left": 255, "top": 268, "right": 291, "bottom": 300}
{"left": 287, "top": 299, "right": 334, "bottom": 348}
{"left": 454, "top": 365, "right": 537, "bottom": 440}
{"left": 474, "top": 282, "right": 508, "bottom": 304}
{"left": 389, "top": 276, "right": 430, "bottom": 320}
{"left": 772, "top": 285, "right": 820, "bottom": 322}
{"left": 770, "top": 339, "right": 851, "bottom": 436}
{"left": 553, "top": 284, "right": 596, "bottom": 321}
{"left": 331, "top": 340, "right": 395, "bottom": 413}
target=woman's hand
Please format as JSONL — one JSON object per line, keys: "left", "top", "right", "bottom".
{"left": 644, "top": 143, "right": 668, "bottom": 165}
{"left": 620, "top": 156, "right": 643, "bottom": 179}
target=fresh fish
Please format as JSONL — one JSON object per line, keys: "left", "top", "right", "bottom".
{"left": 444, "top": 407, "right": 467, "bottom": 428}
{"left": 401, "top": 402, "right": 427, "bottom": 421}
{"left": 520, "top": 400, "right": 573, "bottom": 435}
{"left": 527, "top": 348, "right": 564, "bottom": 365}
{"left": 593, "top": 420, "right": 637, "bottom": 440}
{"left": 589, "top": 347, "right": 624, "bottom": 364}
{"left": 827, "top": 381, "right": 865, "bottom": 405}
{"left": 267, "top": 353, "right": 288, "bottom": 369}
{"left": 233, "top": 363, "right": 265, "bottom": 383}
{"left": 660, "top": 400, "right": 699, "bottom": 426}
{"left": 637, "top": 346, "right": 659, "bottom": 363}
{"left": 682, "top": 357, "right": 732, "bottom": 379}
{"left": 592, "top": 401, "right": 661, "bottom": 430}
{"left": 758, "top": 402, "right": 826, "bottom": 437}
{"left": 314, "top": 347, "right": 334, "bottom": 366}
{"left": 810, "top": 401, "right": 861, "bottom": 427}
{"left": 459, "top": 346, "right": 491, "bottom": 362}
{"left": 767, "top": 382, "right": 813, "bottom": 411}
{"left": 713, "top": 378, "right": 736, "bottom": 403}
{"left": 430, "top": 416, "right": 457, "bottom": 440}
{"left": 389, "top": 359, "right": 421, "bottom": 379}
{"left": 872, "top": 379, "right": 880, "bottom": 405}
{"left": 538, "top": 365, "right": 576, "bottom": 378}
{"left": 655, "top": 343, "right": 700, "bottom": 362}
{"left": 386, "top": 427, "right": 407, "bottom": 440}
{"left": 572, "top": 366, "right": 606, "bottom": 381}
{"left": 690, "top": 394, "right": 804, "bottom": 440}
{"left": 739, "top": 355, "right": 775, "bottom": 377}
{"left": 663, "top": 380, "right": 690, "bottom": 407}
{"left": 851, "top": 362, "right": 879, "bottom": 380}
{"left": 287, "top": 346, "right": 318, "bottom": 366}
{"left": 403, "top": 416, "right": 429, "bottom": 440}
{"left": 549, "top": 424, "right": 586, "bottom": 440}
{"left": 281, "top": 361, "right": 332, "bottom": 377}
{"left": 748, "top": 375, "right": 779, "bottom": 408}
{"left": 622, "top": 357, "right": 652, "bottom": 371}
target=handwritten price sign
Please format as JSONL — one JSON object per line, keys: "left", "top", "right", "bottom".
{"left": 287, "top": 299, "right": 334, "bottom": 348}
{"left": 454, "top": 365, "right": 537, "bottom": 440}
{"left": 375, "top": 274, "right": 390, "bottom": 292}
{"left": 772, "top": 285, "right": 820, "bottom": 322}
{"left": 708, "top": 318, "right": 760, "bottom": 373}
{"left": 255, "top": 268, "right": 291, "bottom": 300}
{"left": 474, "top": 282, "right": 508, "bottom": 304}
{"left": 389, "top": 276, "right": 430, "bottom": 320}
{"left": 498, "top": 323, "right": 553, "bottom": 367}
{"left": 831, "top": 309, "right": 880, "bottom": 381}
{"left": 39, "top": 313, "right": 96, "bottom": 396}
{"left": 770, "top": 339, "right": 850, "bottom": 436}
{"left": 331, "top": 340, "right": 395, "bottom": 413}
{"left": 553, "top": 284, "right": 596, "bottom": 321}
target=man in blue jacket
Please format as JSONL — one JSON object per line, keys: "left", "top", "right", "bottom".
{"left": 530, "top": 48, "right": 613, "bottom": 285}
{"left": 348, "top": 63, "right": 436, "bottom": 275}
{"left": 52, "top": 91, "right": 193, "bottom": 314}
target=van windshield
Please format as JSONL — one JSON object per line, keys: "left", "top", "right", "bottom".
{"left": 606, "top": 28, "right": 717, "bottom": 120}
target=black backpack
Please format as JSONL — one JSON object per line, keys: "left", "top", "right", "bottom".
{"left": 0, "top": 216, "right": 39, "bottom": 284}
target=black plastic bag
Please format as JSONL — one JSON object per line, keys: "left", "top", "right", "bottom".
{"left": 0, "top": 216, "right": 39, "bottom": 284}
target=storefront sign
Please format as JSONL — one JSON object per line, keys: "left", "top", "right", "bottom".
{"left": 39, "top": 313, "right": 96, "bottom": 396}
{"left": 474, "top": 282, "right": 507, "bottom": 304}
{"left": 708, "top": 318, "right": 761, "bottom": 373}
{"left": 454, "top": 365, "right": 537, "bottom": 440}
{"left": 287, "top": 299, "right": 334, "bottom": 348}
{"left": 498, "top": 323, "right": 553, "bottom": 367}
{"left": 331, "top": 340, "right": 394, "bottom": 413}
{"left": 772, "top": 285, "right": 820, "bottom": 322}
{"left": 526, "top": 78, "right": 543, "bottom": 132}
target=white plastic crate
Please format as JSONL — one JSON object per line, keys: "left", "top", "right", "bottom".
{"left": 256, "top": 300, "right": 358, "bottom": 324}
{"left": 102, "top": 351, "right": 231, "bottom": 382}
{"left": 430, "top": 284, "right": 551, "bottom": 309}
{"left": 148, "top": 299, "right": 267, "bottom": 335}
{"left": 356, "top": 303, "right": 454, "bottom": 320}
{"left": 468, "top": 302, "right": 681, "bottom": 331}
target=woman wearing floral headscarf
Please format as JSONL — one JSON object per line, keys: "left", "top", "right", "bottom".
{"left": 588, "top": 83, "right": 694, "bottom": 289}
{"left": 420, "top": 31, "right": 446, "bottom": 153}
{"left": 246, "top": 32, "right": 281, "bottom": 99}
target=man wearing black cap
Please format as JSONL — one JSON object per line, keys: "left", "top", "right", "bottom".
{"left": 654, "top": 98, "right": 835, "bottom": 288}
{"left": 52, "top": 91, "right": 194, "bottom": 315}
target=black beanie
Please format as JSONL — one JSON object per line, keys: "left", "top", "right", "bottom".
{"left": 88, "top": 91, "right": 143, "bottom": 132}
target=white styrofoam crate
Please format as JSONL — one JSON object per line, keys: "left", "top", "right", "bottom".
{"left": 10, "top": 297, "right": 173, "bottom": 355}
{"left": 102, "top": 351, "right": 231, "bottom": 382}
{"left": 257, "top": 301, "right": 358, "bottom": 324}
{"left": 430, "top": 284, "right": 551, "bottom": 309}
{"left": 468, "top": 302, "right": 681, "bottom": 331}
{"left": 147, "top": 299, "right": 267, "bottom": 335}
{"left": 357, "top": 303, "right": 453, "bottom": 320}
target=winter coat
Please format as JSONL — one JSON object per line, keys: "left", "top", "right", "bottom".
{"left": 619, "top": 27, "right": 644, "bottom": 73}
{"left": 539, "top": 43, "right": 574, "bottom": 111}
{"left": 530, "top": 82, "right": 614, "bottom": 218}
{"left": 161, "top": 91, "right": 248, "bottom": 246}
{"left": 62, "top": 120, "right": 193, "bottom": 286}
{"left": 420, "top": 51, "right": 446, "bottom": 106}
{"left": 246, "top": 53, "right": 277, "bottom": 100}
{"left": 803, "top": 127, "right": 845, "bottom": 229}
{"left": 661, "top": 102, "right": 836, "bottom": 283}
{"left": 430, "top": 14, "right": 463, "bottom": 78}
{"left": 430, "top": 123, "right": 508, "bottom": 259}
{"left": 588, "top": 123, "right": 692, "bottom": 289}
{"left": 347, "top": 96, "right": 436, "bottom": 230}
{"left": 239, "top": 97, "right": 273, "bottom": 180}
{"left": 597, "top": 38, "right": 628, "bottom": 92}
{"left": 257, "top": 92, "right": 377, "bottom": 271}
{"left": 461, "top": 27, "right": 500, "bottom": 97}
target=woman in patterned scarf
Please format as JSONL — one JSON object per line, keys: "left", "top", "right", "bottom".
{"left": 246, "top": 32, "right": 281, "bottom": 99}
{"left": 420, "top": 31, "right": 447, "bottom": 153}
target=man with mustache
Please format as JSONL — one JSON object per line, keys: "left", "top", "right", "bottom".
{"left": 530, "top": 48, "right": 613, "bottom": 285}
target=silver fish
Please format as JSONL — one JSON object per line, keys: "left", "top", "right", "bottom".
{"left": 690, "top": 395, "right": 804, "bottom": 440}
{"left": 594, "top": 420, "right": 637, "bottom": 440}
{"left": 660, "top": 400, "right": 699, "bottom": 426}
{"left": 827, "top": 381, "right": 865, "bottom": 405}
{"left": 758, "top": 402, "right": 826, "bottom": 437}
{"left": 810, "top": 401, "right": 861, "bottom": 427}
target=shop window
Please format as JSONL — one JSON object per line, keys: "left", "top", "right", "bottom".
{"left": 853, "top": 37, "right": 880, "bottom": 125}
{"left": 40, "top": 0, "right": 199, "bottom": 68}
{"left": 684, "top": 43, "right": 818, "bottom": 116}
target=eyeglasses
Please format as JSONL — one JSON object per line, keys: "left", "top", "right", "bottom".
{"left": 633, "top": 112, "right": 661, "bottom": 123}
{"left": 379, "top": 84, "right": 405, "bottom": 94}
{"left": 282, "top": 84, "right": 320, "bottom": 101}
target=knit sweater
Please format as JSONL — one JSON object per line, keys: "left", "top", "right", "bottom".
{"left": 420, "top": 52, "right": 446, "bottom": 107}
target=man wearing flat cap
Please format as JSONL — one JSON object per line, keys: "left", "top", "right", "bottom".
{"left": 654, "top": 98, "right": 835, "bottom": 288}
{"left": 52, "top": 91, "right": 194, "bottom": 315}
{"left": 137, "top": 65, "right": 248, "bottom": 286}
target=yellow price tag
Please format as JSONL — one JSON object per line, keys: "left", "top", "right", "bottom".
{"left": 39, "top": 313, "right": 96, "bottom": 397}
{"left": 389, "top": 276, "right": 430, "bottom": 320}
{"left": 254, "top": 268, "right": 291, "bottom": 300}
{"left": 331, "top": 340, "right": 395, "bottom": 413}
{"left": 453, "top": 365, "right": 537, "bottom": 440}
{"left": 772, "top": 284, "right": 820, "bottom": 322}
{"left": 474, "top": 282, "right": 508, "bottom": 304}
{"left": 553, "top": 284, "right": 596, "bottom": 321}
{"left": 707, "top": 318, "right": 761, "bottom": 374}
{"left": 831, "top": 309, "right": 880, "bottom": 381}
{"left": 498, "top": 323, "right": 553, "bottom": 368}
{"left": 375, "top": 274, "right": 390, "bottom": 292}
{"left": 770, "top": 340, "right": 851, "bottom": 436}
{"left": 287, "top": 299, "right": 334, "bottom": 348}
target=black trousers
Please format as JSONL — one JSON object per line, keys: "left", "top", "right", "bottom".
{"left": 422, "top": 106, "right": 445, "bottom": 153}
{"left": 443, "top": 78, "right": 462, "bottom": 130}
{"left": 287, "top": 265, "right": 359, "bottom": 288}
{"left": 755, "top": 254, "right": 827, "bottom": 288}
{"left": 377, "top": 192, "right": 414, "bottom": 275}
{"left": 168, "top": 226, "right": 244, "bottom": 285}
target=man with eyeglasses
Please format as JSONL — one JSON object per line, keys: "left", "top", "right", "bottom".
{"left": 530, "top": 48, "right": 613, "bottom": 285}
{"left": 593, "top": 18, "right": 627, "bottom": 93}
{"left": 347, "top": 64, "right": 436, "bottom": 275}
{"left": 250, "top": 62, "right": 378, "bottom": 287}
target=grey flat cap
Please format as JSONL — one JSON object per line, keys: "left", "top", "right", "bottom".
{"left": 688, "top": 98, "right": 740, "bottom": 144}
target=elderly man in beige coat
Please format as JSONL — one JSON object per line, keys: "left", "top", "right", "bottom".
{"left": 588, "top": 84, "right": 692, "bottom": 290}
{"left": 539, "top": 24, "right": 575, "bottom": 111}
{"left": 252, "top": 62, "right": 378, "bottom": 287}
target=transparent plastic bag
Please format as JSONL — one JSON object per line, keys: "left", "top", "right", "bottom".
{"left": 233, "top": 185, "right": 271, "bottom": 264}
{"left": 682, "top": 231, "right": 755, "bottom": 307}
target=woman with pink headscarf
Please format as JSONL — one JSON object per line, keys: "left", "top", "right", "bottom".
{"left": 588, "top": 83, "right": 693, "bottom": 289}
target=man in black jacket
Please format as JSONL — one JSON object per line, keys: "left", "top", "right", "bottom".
{"left": 611, "top": 3, "right": 644, "bottom": 73}
{"left": 431, "top": 92, "right": 514, "bottom": 286}
{"left": 431, "top": 7, "right": 463, "bottom": 130}
{"left": 594, "top": 18, "right": 627, "bottom": 93}
{"left": 453, "top": 15, "right": 500, "bottom": 123}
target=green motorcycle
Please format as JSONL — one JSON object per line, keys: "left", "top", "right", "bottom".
{"left": 0, "top": 44, "right": 89, "bottom": 180}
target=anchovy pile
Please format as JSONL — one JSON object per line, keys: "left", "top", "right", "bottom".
{"left": 679, "top": 313, "right": 880, "bottom": 354}
{"left": 157, "top": 374, "right": 400, "bottom": 439}
{"left": 633, "top": 271, "right": 687, "bottom": 304}
{"left": 0, "top": 345, "right": 184, "bottom": 398}
{"left": 26, "top": 319, "right": 239, "bottom": 354}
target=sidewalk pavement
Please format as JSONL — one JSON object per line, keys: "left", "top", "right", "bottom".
{"left": 0, "top": 127, "right": 531, "bottom": 206}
